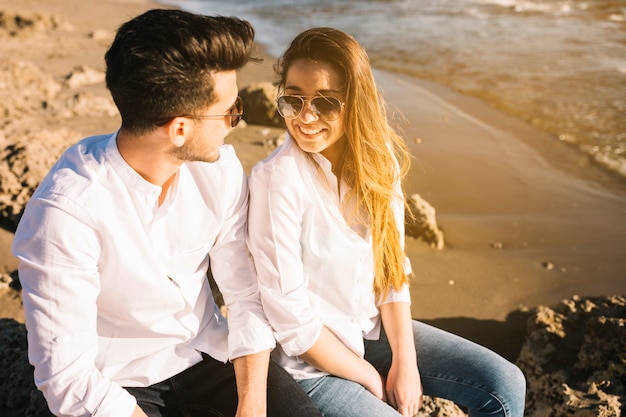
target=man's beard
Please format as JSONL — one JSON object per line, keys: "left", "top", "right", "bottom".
{"left": 169, "top": 136, "right": 220, "bottom": 163}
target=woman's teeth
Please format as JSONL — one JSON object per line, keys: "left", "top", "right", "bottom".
{"left": 300, "top": 126, "right": 322, "bottom": 135}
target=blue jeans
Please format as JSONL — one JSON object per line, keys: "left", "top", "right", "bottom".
{"left": 298, "top": 320, "right": 526, "bottom": 417}
{"left": 126, "top": 354, "right": 322, "bottom": 417}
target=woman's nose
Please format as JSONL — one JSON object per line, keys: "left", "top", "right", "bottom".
{"left": 298, "top": 100, "right": 319, "bottom": 122}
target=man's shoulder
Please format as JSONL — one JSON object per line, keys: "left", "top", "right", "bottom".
{"left": 33, "top": 133, "right": 116, "bottom": 201}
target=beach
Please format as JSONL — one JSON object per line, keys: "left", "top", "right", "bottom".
{"left": 1, "top": 0, "right": 625, "bottom": 364}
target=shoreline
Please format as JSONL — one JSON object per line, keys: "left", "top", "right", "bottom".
{"left": 386, "top": 71, "right": 626, "bottom": 198}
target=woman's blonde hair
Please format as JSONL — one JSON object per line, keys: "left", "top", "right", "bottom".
{"left": 275, "top": 27, "right": 411, "bottom": 299}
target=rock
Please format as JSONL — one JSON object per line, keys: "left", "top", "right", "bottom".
{"left": 88, "top": 29, "right": 113, "bottom": 43}
{"left": 0, "top": 318, "right": 53, "bottom": 417}
{"left": 417, "top": 396, "right": 466, "bottom": 417}
{"left": 0, "top": 60, "right": 62, "bottom": 119}
{"left": 405, "top": 193, "right": 444, "bottom": 249}
{"left": 55, "top": 91, "right": 118, "bottom": 118}
{"left": 239, "top": 82, "right": 284, "bottom": 128}
{"left": 0, "top": 11, "right": 72, "bottom": 38}
{"left": 0, "top": 272, "right": 11, "bottom": 291}
{"left": 0, "top": 128, "right": 81, "bottom": 231}
{"left": 516, "top": 295, "right": 625, "bottom": 417}
{"left": 64, "top": 65, "right": 105, "bottom": 89}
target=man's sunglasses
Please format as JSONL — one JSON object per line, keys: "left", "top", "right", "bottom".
{"left": 154, "top": 96, "right": 243, "bottom": 128}
{"left": 276, "top": 95, "right": 344, "bottom": 121}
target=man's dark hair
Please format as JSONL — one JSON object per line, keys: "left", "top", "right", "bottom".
{"left": 105, "top": 9, "right": 256, "bottom": 134}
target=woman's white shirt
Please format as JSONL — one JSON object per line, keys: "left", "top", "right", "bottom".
{"left": 247, "top": 133, "right": 411, "bottom": 380}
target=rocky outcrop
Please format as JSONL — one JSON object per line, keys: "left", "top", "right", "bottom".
{"left": 239, "top": 82, "right": 284, "bottom": 128}
{"left": 0, "top": 128, "right": 81, "bottom": 230}
{"left": 0, "top": 10, "right": 72, "bottom": 38}
{"left": 516, "top": 295, "right": 625, "bottom": 417}
{"left": 0, "top": 318, "right": 53, "bottom": 417}
{"left": 405, "top": 193, "right": 445, "bottom": 249}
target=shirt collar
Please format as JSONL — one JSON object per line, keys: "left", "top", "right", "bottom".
{"left": 106, "top": 131, "right": 164, "bottom": 198}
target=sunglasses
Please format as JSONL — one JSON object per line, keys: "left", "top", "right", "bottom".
{"left": 276, "top": 95, "right": 344, "bottom": 121}
{"left": 154, "top": 96, "right": 243, "bottom": 128}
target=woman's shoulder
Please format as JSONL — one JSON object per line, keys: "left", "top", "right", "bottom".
{"left": 250, "top": 134, "right": 304, "bottom": 182}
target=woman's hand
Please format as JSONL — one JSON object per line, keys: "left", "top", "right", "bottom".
{"left": 379, "top": 301, "right": 422, "bottom": 417}
{"left": 385, "top": 359, "right": 423, "bottom": 417}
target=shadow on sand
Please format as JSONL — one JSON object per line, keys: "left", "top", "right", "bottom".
{"left": 419, "top": 309, "right": 530, "bottom": 362}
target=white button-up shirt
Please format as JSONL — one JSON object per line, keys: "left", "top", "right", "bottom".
{"left": 247, "top": 134, "right": 411, "bottom": 380}
{"left": 12, "top": 133, "right": 275, "bottom": 417}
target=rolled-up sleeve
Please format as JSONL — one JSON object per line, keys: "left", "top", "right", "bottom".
{"left": 247, "top": 160, "right": 323, "bottom": 357}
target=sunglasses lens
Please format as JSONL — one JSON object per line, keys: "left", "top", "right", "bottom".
{"left": 277, "top": 96, "right": 343, "bottom": 121}
{"left": 230, "top": 97, "right": 243, "bottom": 127}
{"left": 310, "top": 97, "right": 342, "bottom": 121}
{"left": 277, "top": 96, "right": 304, "bottom": 119}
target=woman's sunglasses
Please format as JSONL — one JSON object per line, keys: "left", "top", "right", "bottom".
{"left": 276, "top": 95, "right": 344, "bottom": 121}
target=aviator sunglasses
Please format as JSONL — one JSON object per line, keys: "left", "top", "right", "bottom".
{"left": 154, "top": 96, "right": 243, "bottom": 128}
{"left": 276, "top": 95, "right": 345, "bottom": 121}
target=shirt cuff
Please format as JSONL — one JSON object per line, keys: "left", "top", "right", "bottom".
{"left": 377, "top": 283, "right": 411, "bottom": 306}
{"left": 274, "top": 319, "right": 323, "bottom": 357}
{"left": 93, "top": 384, "right": 137, "bottom": 417}
{"left": 228, "top": 322, "right": 276, "bottom": 360}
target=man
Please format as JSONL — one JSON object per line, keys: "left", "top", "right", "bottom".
{"left": 12, "top": 9, "right": 321, "bottom": 417}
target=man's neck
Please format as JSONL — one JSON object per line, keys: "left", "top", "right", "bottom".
{"left": 116, "top": 129, "right": 181, "bottom": 187}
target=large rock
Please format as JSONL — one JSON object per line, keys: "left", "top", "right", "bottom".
{"left": 0, "top": 11, "right": 72, "bottom": 38}
{"left": 0, "top": 60, "right": 62, "bottom": 119}
{"left": 0, "top": 128, "right": 81, "bottom": 231}
{"left": 405, "top": 193, "right": 445, "bottom": 249}
{"left": 517, "top": 295, "right": 625, "bottom": 417}
{"left": 0, "top": 318, "right": 53, "bottom": 417}
{"left": 239, "top": 82, "right": 284, "bottom": 128}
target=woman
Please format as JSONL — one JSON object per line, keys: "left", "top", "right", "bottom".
{"left": 247, "top": 27, "right": 526, "bottom": 417}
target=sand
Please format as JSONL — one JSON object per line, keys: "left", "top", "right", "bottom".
{"left": 1, "top": 0, "right": 625, "bottom": 361}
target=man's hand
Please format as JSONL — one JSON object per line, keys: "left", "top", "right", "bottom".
{"left": 131, "top": 405, "right": 149, "bottom": 417}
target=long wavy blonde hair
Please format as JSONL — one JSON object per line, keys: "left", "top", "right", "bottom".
{"left": 275, "top": 27, "right": 411, "bottom": 300}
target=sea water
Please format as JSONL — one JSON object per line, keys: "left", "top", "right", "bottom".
{"left": 166, "top": 0, "right": 626, "bottom": 182}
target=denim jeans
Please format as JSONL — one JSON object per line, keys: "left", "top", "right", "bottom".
{"left": 126, "top": 354, "right": 322, "bottom": 417}
{"left": 298, "top": 320, "right": 526, "bottom": 417}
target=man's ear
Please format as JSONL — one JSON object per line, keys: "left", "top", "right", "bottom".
{"left": 166, "top": 117, "right": 191, "bottom": 148}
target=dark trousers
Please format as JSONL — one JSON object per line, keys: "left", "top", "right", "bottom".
{"left": 125, "top": 354, "right": 322, "bottom": 417}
